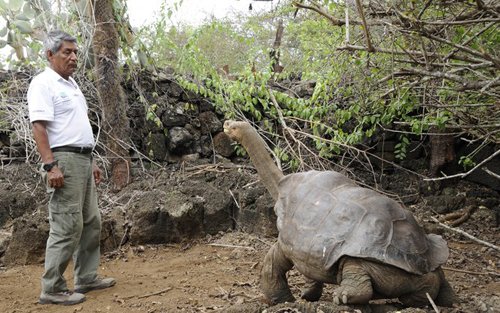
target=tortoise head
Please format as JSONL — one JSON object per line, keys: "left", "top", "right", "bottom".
{"left": 223, "top": 120, "right": 250, "bottom": 143}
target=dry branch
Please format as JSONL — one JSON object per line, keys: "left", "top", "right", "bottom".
{"left": 431, "top": 217, "right": 500, "bottom": 252}
{"left": 425, "top": 148, "right": 500, "bottom": 181}
{"left": 137, "top": 288, "right": 172, "bottom": 299}
{"left": 122, "top": 287, "right": 172, "bottom": 300}
{"left": 207, "top": 243, "right": 256, "bottom": 251}
{"left": 442, "top": 266, "right": 500, "bottom": 277}
{"left": 426, "top": 292, "right": 440, "bottom": 313}
{"left": 293, "top": 0, "right": 356, "bottom": 26}
{"left": 482, "top": 167, "right": 500, "bottom": 180}
{"left": 355, "top": 0, "right": 374, "bottom": 52}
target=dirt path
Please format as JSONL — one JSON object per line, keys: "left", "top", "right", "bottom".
{"left": 0, "top": 233, "right": 266, "bottom": 313}
{"left": 1, "top": 230, "right": 499, "bottom": 313}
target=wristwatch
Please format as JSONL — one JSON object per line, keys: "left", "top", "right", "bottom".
{"left": 43, "top": 160, "right": 58, "bottom": 172}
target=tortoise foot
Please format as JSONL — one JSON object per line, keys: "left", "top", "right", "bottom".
{"left": 333, "top": 284, "right": 372, "bottom": 305}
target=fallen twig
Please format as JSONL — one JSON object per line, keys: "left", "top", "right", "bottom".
{"left": 137, "top": 287, "right": 172, "bottom": 299}
{"left": 229, "top": 189, "right": 241, "bottom": 210}
{"left": 426, "top": 292, "right": 440, "bottom": 313}
{"left": 442, "top": 266, "right": 500, "bottom": 277}
{"left": 252, "top": 236, "right": 273, "bottom": 247}
{"left": 207, "top": 243, "right": 256, "bottom": 251}
{"left": 431, "top": 217, "right": 500, "bottom": 252}
{"left": 122, "top": 287, "right": 172, "bottom": 300}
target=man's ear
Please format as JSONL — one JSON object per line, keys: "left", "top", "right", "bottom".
{"left": 46, "top": 50, "right": 54, "bottom": 60}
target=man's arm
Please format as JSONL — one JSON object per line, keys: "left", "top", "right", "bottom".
{"left": 32, "top": 121, "right": 64, "bottom": 188}
{"left": 32, "top": 121, "right": 54, "bottom": 163}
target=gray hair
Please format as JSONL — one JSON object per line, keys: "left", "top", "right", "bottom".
{"left": 43, "top": 30, "right": 77, "bottom": 59}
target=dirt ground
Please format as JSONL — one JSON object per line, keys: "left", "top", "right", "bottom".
{"left": 0, "top": 163, "right": 499, "bottom": 313}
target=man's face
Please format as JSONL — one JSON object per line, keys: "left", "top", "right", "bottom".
{"left": 47, "top": 40, "right": 78, "bottom": 79}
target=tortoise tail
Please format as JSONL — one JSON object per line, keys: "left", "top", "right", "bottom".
{"left": 435, "top": 268, "right": 457, "bottom": 307}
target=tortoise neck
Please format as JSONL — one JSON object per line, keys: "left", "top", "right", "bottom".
{"left": 240, "top": 127, "right": 283, "bottom": 201}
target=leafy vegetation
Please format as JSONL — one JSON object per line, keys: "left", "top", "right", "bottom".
{"left": 0, "top": 0, "right": 498, "bottom": 176}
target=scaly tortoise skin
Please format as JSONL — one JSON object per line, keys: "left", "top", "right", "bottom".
{"left": 223, "top": 120, "right": 456, "bottom": 308}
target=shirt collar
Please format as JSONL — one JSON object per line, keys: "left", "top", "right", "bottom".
{"left": 45, "top": 67, "right": 79, "bottom": 89}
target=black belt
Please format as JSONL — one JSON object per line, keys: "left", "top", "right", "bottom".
{"left": 51, "top": 146, "right": 93, "bottom": 154}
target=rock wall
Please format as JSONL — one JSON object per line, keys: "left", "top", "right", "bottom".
{"left": 124, "top": 73, "right": 231, "bottom": 163}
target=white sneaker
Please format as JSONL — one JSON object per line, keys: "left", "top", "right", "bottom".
{"left": 75, "top": 277, "right": 116, "bottom": 293}
{"left": 39, "top": 291, "right": 86, "bottom": 305}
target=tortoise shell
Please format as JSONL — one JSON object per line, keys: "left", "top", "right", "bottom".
{"left": 275, "top": 171, "right": 448, "bottom": 277}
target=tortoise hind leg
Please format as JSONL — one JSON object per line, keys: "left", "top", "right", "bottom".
{"left": 333, "top": 257, "right": 373, "bottom": 304}
{"left": 260, "top": 243, "right": 295, "bottom": 304}
{"left": 300, "top": 278, "right": 324, "bottom": 301}
{"left": 435, "top": 268, "right": 457, "bottom": 307}
{"left": 399, "top": 267, "right": 456, "bottom": 307}
{"left": 398, "top": 270, "right": 440, "bottom": 307}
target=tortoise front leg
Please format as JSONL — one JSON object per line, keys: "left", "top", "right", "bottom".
{"left": 301, "top": 278, "right": 324, "bottom": 301}
{"left": 333, "top": 257, "right": 373, "bottom": 304}
{"left": 260, "top": 243, "right": 295, "bottom": 304}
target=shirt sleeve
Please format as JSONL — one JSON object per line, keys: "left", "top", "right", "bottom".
{"left": 27, "top": 78, "right": 54, "bottom": 123}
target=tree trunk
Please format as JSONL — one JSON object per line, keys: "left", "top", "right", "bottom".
{"left": 429, "top": 127, "right": 456, "bottom": 177}
{"left": 270, "top": 19, "right": 284, "bottom": 74}
{"left": 92, "top": 0, "right": 131, "bottom": 190}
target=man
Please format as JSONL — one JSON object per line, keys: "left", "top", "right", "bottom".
{"left": 27, "top": 30, "right": 115, "bottom": 305}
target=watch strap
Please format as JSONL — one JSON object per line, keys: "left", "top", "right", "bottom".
{"left": 43, "top": 160, "right": 58, "bottom": 172}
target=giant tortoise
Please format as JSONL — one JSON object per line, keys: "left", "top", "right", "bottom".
{"left": 223, "top": 120, "right": 456, "bottom": 308}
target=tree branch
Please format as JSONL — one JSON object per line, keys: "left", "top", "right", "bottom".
{"left": 355, "top": 0, "right": 374, "bottom": 52}
{"left": 337, "top": 44, "right": 487, "bottom": 64}
{"left": 424, "top": 148, "right": 500, "bottom": 181}
{"left": 431, "top": 217, "right": 500, "bottom": 252}
{"left": 400, "top": 67, "right": 500, "bottom": 90}
{"left": 421, "top": 31, "right": 500, "bottom": 68}
{"left": 293, "top": 1, "right": 353, "bottom": 26}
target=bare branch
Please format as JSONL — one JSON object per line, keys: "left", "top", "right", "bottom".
{"left": 400, "top": 67, "right": 500, "bottom": 90}
{"left": 482, "top": 167, "right": 500, "bottom": 180}
{"left": 355, "top": 0, "right": 374, "bottom": 52}
{"left": 424, "top": 148, "right": 500, "bottom": 181}
{"left": 431, "top": 217, "right": 500, "bottom": 252}
{"left": 421, "top": 32, "right": 500, "bottom": 68}
{"left": 292, "top": 0, "right": 352, "bottom": 26}
{"left": 337, "top": 44, "right": 487, "bottom": 64}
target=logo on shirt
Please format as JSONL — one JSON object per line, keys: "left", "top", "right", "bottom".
{"left": 59, "top": 91, "right": 69, "bottom": 98}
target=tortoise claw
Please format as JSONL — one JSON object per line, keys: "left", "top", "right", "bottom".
{"left": 333, "top": 295, "right": 340, "bottom": 305}
{"left": 333, "top": 290, "right": 348, "bottom": 304}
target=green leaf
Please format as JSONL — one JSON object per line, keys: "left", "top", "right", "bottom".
{"left": 12, "top": 20, "right": 33, "bottom": 34}
{"left": 15, "top": 13, "right": 29, "bottom": 21}
{"left": 7, "top": 30, "right": 15, "bottom": 44}
{"left": 22, "top": 2, "right": 35, "bottom": 18}
{"left": 37, "top": 0, "right": 51, "bottom": 11}
{"left": 0, "top": 39, "right": 7, "bottom": 48}
{"left": 32, "top": 14, "right": 46, "bottom": 29}
{"left": 0, "top": 27, "right": 7, "bottom": 37}
{"left": 8, "top": 0, "right": 23, "bottom": 11}
{"left": 137, "top": 50, "right": 148, "bottom": 67}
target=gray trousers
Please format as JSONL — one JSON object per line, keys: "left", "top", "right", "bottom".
{"left": 41, "top": 152, "right": 101, "bottom": 293}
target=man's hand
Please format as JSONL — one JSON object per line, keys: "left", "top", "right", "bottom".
{"left": 93, "top": 162, "right": 102, "bottom": 185}
{"left": 47, "top": 166, "right": 64, "bottom": 188}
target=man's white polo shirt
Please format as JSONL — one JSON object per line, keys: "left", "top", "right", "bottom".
{"left": 27, "top": 67, "right": 94, "bottom": 148}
